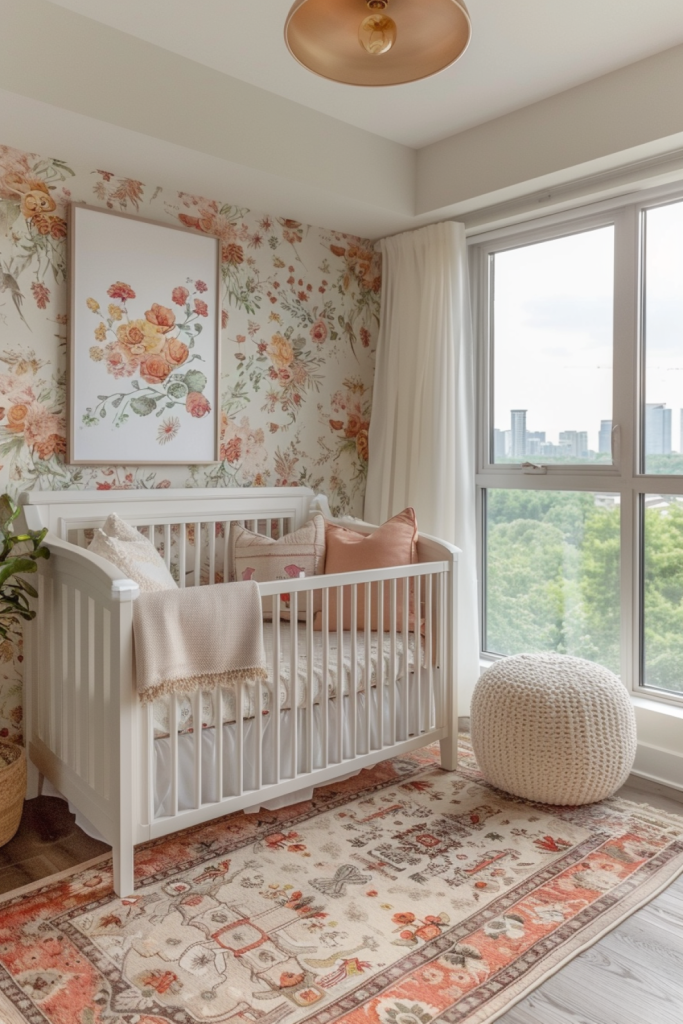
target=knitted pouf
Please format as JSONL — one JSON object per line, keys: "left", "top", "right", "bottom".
{"left": 471, "top": 653, "right": 637, "bottom": 806}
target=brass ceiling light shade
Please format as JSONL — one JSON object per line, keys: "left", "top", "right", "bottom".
{"left": 285, "top": 0, "right": 471, "bottom": 87}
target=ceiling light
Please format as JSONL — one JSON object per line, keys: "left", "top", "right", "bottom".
{"left": 285, "top": 0, "right": 471, "bottom": 88}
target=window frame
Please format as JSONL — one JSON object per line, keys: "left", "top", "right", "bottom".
{"left": 470, "top": 180, "right": 683, "bottom": 708}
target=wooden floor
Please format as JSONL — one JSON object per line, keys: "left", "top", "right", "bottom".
{"left": 498, "top": 779, "right": 683, "bottom": 1024}
{"left": 0, "top": 796, "right": 109, "bottom": 895}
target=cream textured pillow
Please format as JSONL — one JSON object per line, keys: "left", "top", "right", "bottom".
{"left": 89, "top": 514, "right": 178, "bottom": 592}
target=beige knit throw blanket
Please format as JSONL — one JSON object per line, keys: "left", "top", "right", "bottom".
{"left": 133, "top": 581, "right": 268, "bottom": 704}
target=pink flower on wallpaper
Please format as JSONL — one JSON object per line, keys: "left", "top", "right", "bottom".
{"left": 107, "top": 281, "right": 136, "bottom": 302}
{"left": 195, "top": 279, "right": 208, "bottom": 293}
{"left": 309, "top": 319, "right": 328, "bottom": 344}
{"left": 172, "top": 286, "right": 189, "bottom": 306}
{"left": 194, "top": 298, "right": 209, "bottom": 317}
{"left": 30, "top": 281, "right": 50, "bottom": 309}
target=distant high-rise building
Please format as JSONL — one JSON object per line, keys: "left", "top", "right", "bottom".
{"left": 645, "top": 404, "right": 672, "bottom": 455}
{"left": 559, "top": 430, "right": 589, "bottom": 458}
{"left": 511, "top": 410, "right": 527, "bottom": 459}
{"left": 493, "top": 429, "right": 507, "bottom": 459}
{"left": 527, "top": 431, "right": 546, "bottom": 444}
{"left": 599, "top": 420, "right": 612, "bottom": 455}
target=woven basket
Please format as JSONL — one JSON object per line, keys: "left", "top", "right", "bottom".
{"left": 0, "top": 741, "right": 26, "bottom": 847}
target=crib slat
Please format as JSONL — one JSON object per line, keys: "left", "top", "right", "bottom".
{"left": 170, "top": 695, "right": 178, "bottom": 817}
{"left": 236, "top": 684, "right": 244, "bottom": 796}
{"left": 321, "top": 587, "right": 329, "bottom": 769}
{"left": 101, "top": 607, "right": 111, "bottom": 801}
{"left": 193, "top": 522, "right": 201, "bottom": 587}
{"left": 440, "top": 572, "right": 447, "bottom": 727}
{"left": 215, "top": 686, "right": 223, "bottom": 802}
{"left": 68, "top": 586, "right": 80, "bottom": 772}
{"left": 164, "top": 524, "right": 172, "bottom": 569}
{"left": 336, "top": 585, "right": 343, "bottom": 762}
{"left": 145, "top": 702, "right": 155, "bottom": 826}
{"left": 266, "top": 519, "right": 273, "bottom": 538}
{"left": 290, "top": 593, "right": 299, "bottom": 778}
{"left": 305, "top": 591, "right": 314, "bottom": 774}
{"left": 193, "top": 690, "right": 202, "bottom": 808}
{"left": 402, "top": 569, "right": 410, "bottom": 741}
{"left": 364, "top": 581, "right": 371, "bottom": 754}
{"left": 426, "top": 573, "right": 434, "bottom": 731}
{"left": 54, "top": 582, "right": 65, "bottom": 762}
{"left": 223, "top": 520, "right": 230, "bottom": 582}
{"left": 415, "top": 574, "right": 423, "bottom": 736}
{"left": 377, "top": 581, "right": 384, "bottom": 750}
{"left": 178, "top": 527, "right": 186, "bottom": 589}
{"left": 87, "top": 598, "right": 96, "bottom": 787}
{"left": 78, "top": 590, "right": 89, "bottom": 779}
{"left": 273, "top": 609, "right": 281, "bottom": 783}
{"left": 350, "top": 584, "right": 357, "bottom": 758}
{"left": 209, "top": 523, "right": 216, "bottom": 585}
{"left": 389, "top": 579, "right": 397, "bottom": 747}
{"left": 255, "top": 661, "right": 263, "bottom": 792}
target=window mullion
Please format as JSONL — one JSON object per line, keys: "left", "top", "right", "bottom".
{"left": 612, "top": 206, "right": 641, "bottom": 694}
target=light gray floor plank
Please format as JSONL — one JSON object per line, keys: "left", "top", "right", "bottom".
{"left": 497, "top": 875, "right": 683, "bottom": 1024}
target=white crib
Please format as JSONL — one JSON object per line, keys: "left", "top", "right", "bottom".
{"left": 19, "top": 487, "right": 459, "bottom": 897}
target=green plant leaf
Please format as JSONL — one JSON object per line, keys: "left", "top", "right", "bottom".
{"left": 184, "top": 369, "right": 207, "bottom": 393}
{"left": 130, "top": 395, "right": 157, "bottom": 416}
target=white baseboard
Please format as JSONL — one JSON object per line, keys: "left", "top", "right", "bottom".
{"left": 632, "top": 742, "right": 683, "bottom": 794}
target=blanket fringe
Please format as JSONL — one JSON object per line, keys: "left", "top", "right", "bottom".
{"left": 138, "top": 667, "right": 269, "bottom": 705}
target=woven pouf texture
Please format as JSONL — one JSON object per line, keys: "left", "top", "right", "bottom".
{"left": 471, "top": 653, "right": 637, "bottom": 805}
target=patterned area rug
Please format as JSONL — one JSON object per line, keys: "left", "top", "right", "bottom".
{"left": 1, "top": 740, "right": 683, "bottom": 1024}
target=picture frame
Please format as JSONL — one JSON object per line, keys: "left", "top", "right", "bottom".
{"left": 67, "top": 203, "right": 221, "bottom": 465}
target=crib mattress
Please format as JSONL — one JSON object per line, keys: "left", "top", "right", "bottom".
{"left": 152, "top": 625, "right": 423, "bottom": 738}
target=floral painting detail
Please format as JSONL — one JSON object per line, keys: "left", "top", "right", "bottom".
{"left": 83, "top": 279, "right": 210, "bottom": 440}
{"left": 70, "top": 203, "right": 220, "bottom": 464}
{"left": 0, "top": 740, "right": 682, "bottom": 1024}
{"left": 0, "top": 141, "right": 380, "bottom": 736}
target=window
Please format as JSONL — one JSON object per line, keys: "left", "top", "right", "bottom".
{"left": 473, "top": 188, "right": 683, "bottom": 702}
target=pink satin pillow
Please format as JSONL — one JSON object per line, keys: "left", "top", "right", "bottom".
{"left": 313, "top": 508, "right": 418, "bottom": 632}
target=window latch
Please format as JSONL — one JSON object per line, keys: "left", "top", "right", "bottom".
{"left": 521, "top": 462, "right": 547, "bottom": 475}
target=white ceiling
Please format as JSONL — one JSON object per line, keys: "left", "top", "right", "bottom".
{"left": 48, "top": 0, "right": 683, "bottom": 149}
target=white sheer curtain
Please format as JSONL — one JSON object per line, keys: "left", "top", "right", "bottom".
{"left": 364, "top": 220, "right": 480, "bottom": 709}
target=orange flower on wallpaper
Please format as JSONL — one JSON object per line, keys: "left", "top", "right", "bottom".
{"left": 145, "top": 303, "right": 176, "bottom": 333}
{"left": 267, "top": 333, "right": 294, "bottom": 369}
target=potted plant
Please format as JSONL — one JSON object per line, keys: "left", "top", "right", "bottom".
{"left": 0, "top": 494, "right": 49, "bottom": 847}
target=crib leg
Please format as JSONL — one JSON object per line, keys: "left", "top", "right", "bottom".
{"left": 25, "top": 757, "right": 42, "bottom": 800}
{"left": 113, "top": 842, "right": 135, "bottom": 898}
{"left": 439, "top": 737, "right": 458, "bottom": 771}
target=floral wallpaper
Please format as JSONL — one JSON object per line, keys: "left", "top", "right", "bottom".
{"left": 0, "top": 142, "right": 381, "bottom": 742}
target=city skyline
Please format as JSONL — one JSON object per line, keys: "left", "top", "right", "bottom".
{"left": 494, "top": 403, "right": 681, "bottom": 460}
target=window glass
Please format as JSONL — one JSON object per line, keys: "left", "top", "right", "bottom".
{"left": 492, "top": 228, "right": 614, "bottom": 464}
{"left": 485, "top": 489, "right": 620, "bottom": 673}
{"left": 643, "top": 201, "right": 683, "bottom": 473}
{"left": 642, "top": 495, "right": 683, "bottom": 693}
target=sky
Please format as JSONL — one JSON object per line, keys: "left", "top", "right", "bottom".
{"left": 493, "top": 202, "right": 683, "bottom": 453}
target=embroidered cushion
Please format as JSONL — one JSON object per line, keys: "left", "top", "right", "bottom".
{"left": 89, "top": 513, "right": 178, "bottom": 592}
{"left": 231, "top": 514, "right": 326, "bottom": 619}
{"left": 313, "top": 508, "right": 418, "bottom": 632}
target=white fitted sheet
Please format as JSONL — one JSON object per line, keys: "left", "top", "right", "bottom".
{"left": 152, "top": 625, "right": 424, "bottom": 738}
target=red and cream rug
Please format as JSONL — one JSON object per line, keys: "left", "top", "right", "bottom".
{"left": 1, "top": 739, "right": 682, "bottom": 1024}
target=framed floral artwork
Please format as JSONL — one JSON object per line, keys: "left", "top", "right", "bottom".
{"left": 68, "top": 204, "right": 220, "bottom": 464}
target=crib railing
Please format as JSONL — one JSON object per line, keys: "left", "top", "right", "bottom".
{"left": 143, "top": 561, "right": 450, "bottom": 837}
